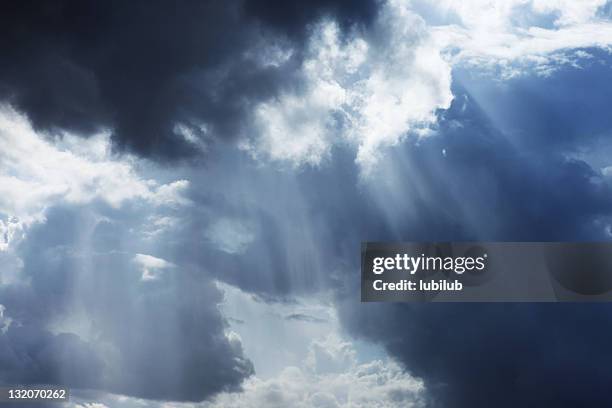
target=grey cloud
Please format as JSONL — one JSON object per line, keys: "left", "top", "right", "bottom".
{"left": 285, "top": 313, "right": 328, "bottom": 323}
{"left": 339, "top": 301, "right": 612, "bottom": 407}
{"left": 0, "top": 204, "right": 253, "bottom": 402}
{"left": 161, "top": 69, "right": 612, "bottom": 406}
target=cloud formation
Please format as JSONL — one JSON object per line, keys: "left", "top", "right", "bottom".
{"left": 2, "top": 0, "right": 612, "bottom": 174}
{"left": 0, "top": 109, "right": 253, "bottom": 401}
{"left": 0, "top": 0, "right": 377, "bottom": 160}
{"left": 67, "top": 335, "right": 425, "bottom": 408}
{"left": 207, "top": 335, "right": 424, "bottom": 408}
{"left": 243, "top": 0, "right": 453, "bottom": 172}
{"left": 0, "top": 106, "right": 189, "bottom": 225}
{"left": 3, "top": 1, "right": 612, "bottom": 407}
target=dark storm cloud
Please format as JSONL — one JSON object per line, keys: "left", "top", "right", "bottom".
{"left": 0, "top": 0, "right": 377, "bottom": 160}
{"left": 340, "top": 302, "right": 612, "bottom": 408}
{"left": 155, "top": 59, "right": 612, "bottom": 407}
{"left": 244, "top": 0, "right": 379, "bottom": 39}
{"left": 0, "top": 204, "right": 253, "bottom": 402}
{"left": 334, "top": 67, "right": 612, "bottom": 407}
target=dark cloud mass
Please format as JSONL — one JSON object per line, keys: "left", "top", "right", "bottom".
{"left": 0, "top": 0, "right": 377, "bottom": 160}
{"left": 336, "top": 69, "right": 612, "bottom": 407}
{"left": 341, "top": 302, "right": 612, "bottom": 407}
{"left": 244, "top": 0, "right": 379, "bottom": 38}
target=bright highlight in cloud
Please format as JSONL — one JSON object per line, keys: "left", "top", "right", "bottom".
{"left": 0, "top": 105, "right": 190, "bottom": 239}
{"left": 245, "top": 0, "right": 453, "bottom": 174}
{"left": 207, "top": 340, "right": 424, "bottom": 408}
{"left": 244, "top": 0, "right": 612, "bottom": 173}
{"left": 133, "top": 253, "right": 176, "bottom": 281}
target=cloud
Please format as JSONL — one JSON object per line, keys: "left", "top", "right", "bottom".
{"left": 0, "top": 111, "right": 253, "bottom": 401}
{"left": 0, "top": 203, "right": 254, "bottom": 402}
{"left": 0, "top": 106, "right": 189, "bottom": 225}
{"left": 74, "top": 405, "right": 109, "bottom": 408}
{"left": 133, "top": 253, "right": 175, "bottom": 282}
{"left": 205, "top": 218, "right": 255, "bottom": 255}
{"left": 66, "top": 339, "right": 423, "bottom": 408}
{"left": 3, "top": 2, "right": 612, "bottom": 407}
{"left": 64, "top": 286, "right": 423, "bottom": 408}
{"left": 425, "top": 0, "right": 612, "bottom": 77}
{"left": 206, "top": 335, "right": 424, "bottom": 408}
{"left": 341, "top": 302, "right": 612, "bottom": 408}
{"left": 243, "top": 0, "right": 378, "bottom": 39}
{"left": 3, "top": 1, "right": 612, "bottom": 173}
{"left": 0, "top": 304, "right": 12, "bottom": 333}
{"left": 285, "top": 313, "right": 328, "bottom": 323}
{"left": 0, "top": 0, "right": 377, "bottom": 160}
{"left": 335, "top": 75, "right": 612, "bottom": 407}
{"left": 243, "top": 1, "right": 453, "bottom": 172}
{"left": 241, "top": 0, "right": 612, "bottom": 171}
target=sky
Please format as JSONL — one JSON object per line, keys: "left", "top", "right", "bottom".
{"left": 2, "top": 0, "right": 612, "bottom": 407}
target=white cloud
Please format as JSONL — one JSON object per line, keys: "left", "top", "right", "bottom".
{"left": 242, "top": 0, "right": 612, "bottom": 172}
{"left": 0, "top": 105, "right": 195, "bottom": 336}
{"left": 68, "top": 354, "right": 424, "bottom": 408}
{"left": 206, "top": 335, "right": 424, "bottom": 408}
{"left": 0, "top": 106, "right": 190, "bottom": 224}
{"left": 0, "top": 106, "right": 192, "bottom": 295}
{"left": 150, "top": 180, "right": 191, "bottom": 207}
{"left": 0, "top": 304, "right": 12, "bottom": 334}
{"left": 65, "top": 285, "right": 424, "bottom": 408}
{"left": 205, "top": 218, "right": 255, "bottom": 254}
{"left": 348, "top": 1, "right": 453, "bottom": 172}
{"left": 428, "top": 0, "right": 612, "bottom": 76}
{"left": 218, "top": 282, "right": 341, "bottom": 378}
{"left": 215, "top": 284, "right": 424, "bottom": 408}
{"left": 143, "top": 215, "right": 181, "bottom": 239}
{"left": 243, "top": 1, "right": 453, "bottom": 174}
{"left": 305, "top": 335, "right": 357, "bottom": 375}
{"left": 0, "top": 216, "right": 24, "bottom": 252}
{"left": 133, "top": 253, "right": 175, "bottom": 281}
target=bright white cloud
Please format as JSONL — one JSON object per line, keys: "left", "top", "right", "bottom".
{"left": 133, "top": 253, "right": 175, "bottom": 281}
{"left": 426, "top": 0, "right": 612, "bottom": 76}
{"left": 0, "top": 216, "right": 24, "bottom": 252}
{"left": 243, "top": 0, "right": 612, "bottom": 172}
{"left": 305, "top": 335, "right": 357, "bottom": 375}
{"left": 0, "top": 105, "right": 190, "bottom": 245}
{"left": 71, "top": 341, "right": 422, "bottom": 408}
{"left": 243, "top": 0, "right": 453, "bottom": 174}
{"left": 213, "top": 284, "right": 424, "bottom": 408}
{"left": 206, "top": 335, "right": 424, "bottom": 408}
{"left": 0, "top": 105, "right": 191, "bottom": 291}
